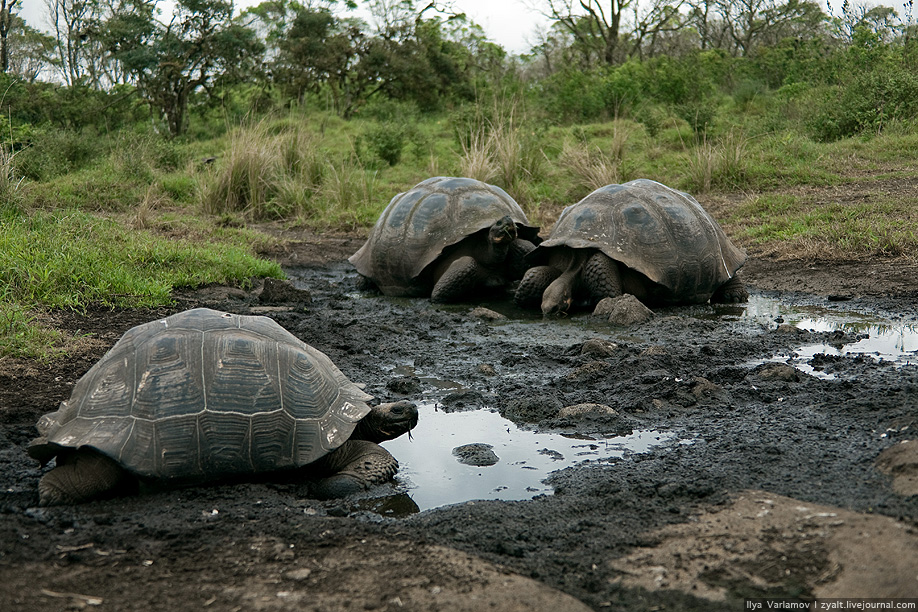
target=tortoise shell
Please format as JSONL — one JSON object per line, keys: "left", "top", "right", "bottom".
{"left": 534, "top": 179, "right": 746, "bottom": 302}
{"left": 348, "top": 176, "right": 539, "bottom": 296}
{"left": 28, "top": 308, "right": 372, "bottom": 481}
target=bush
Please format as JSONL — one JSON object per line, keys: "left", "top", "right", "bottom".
{"left": 358, "top": 122, "right": 409, "bottom": 166}
{"left": 809, "top": 65, "right": 918, "bottom": 141}
{"left": 16, "top": 129, "right": 105, "bottom": 181}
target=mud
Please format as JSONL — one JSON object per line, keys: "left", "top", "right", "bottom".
{"left": 1, "top": 228, "right": 917, "bottom": 611}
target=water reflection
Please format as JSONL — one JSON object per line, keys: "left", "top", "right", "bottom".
{"left": 732, "top": 295, "right": 918, "bottom": 373}
{"left": 382, "top": 402, "right": 675, "bottom": 512}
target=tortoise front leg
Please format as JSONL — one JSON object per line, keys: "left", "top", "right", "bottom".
{"left": 310, "top": 440, "right": 400, "bottom": 499}
{"left": 431, "top": 256, "right": 484, "bottom": 303}
{"left": 710, "top": 275, "right": 749, "bottom": 303}
{"left": 38, "top": 448, "right": 129, "bottom": 506}
{"left": 583, "top": 252, "right": 624, "bottom": 303}
{"left": 514, "top": 265, "right": 561, "bottom": 309}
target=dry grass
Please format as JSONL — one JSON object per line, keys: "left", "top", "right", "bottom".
{"left": 456, "top": 96, "right": 544, "bottom": 192}
{"left": 559, "top": 122, "right": 632, "bottom": 192}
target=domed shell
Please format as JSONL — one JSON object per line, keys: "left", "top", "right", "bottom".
{"left": 537, "top": 179, "right": 746, "bottom": 301}
{"left": 28, "top": 308, "right": 373, "bottom": 481}
{"left": 349, "top": 177, "right": 539, "bottom": 296}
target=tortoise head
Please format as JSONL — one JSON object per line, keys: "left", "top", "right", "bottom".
{"left": 488, "top": 215, "right": 518, "bottom": 246}
{"left": 351, "top": 400, "right": 418, "bottom": 443}
{"left": 541, "top": 276, "right": 574, "bottom": 316}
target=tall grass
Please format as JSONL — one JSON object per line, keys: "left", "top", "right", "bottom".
{"left": 684, "top": 131, "right": 749, "bottom": 193}
{"left": 456, "top": 97, "right": 544, "bottom": 199}
{"left": 199, "top": 118, "right": 383, "bottom": 226}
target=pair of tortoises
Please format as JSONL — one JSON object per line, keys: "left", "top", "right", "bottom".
{"left": 349, "top": 177, "right": 748, "bottom": 313}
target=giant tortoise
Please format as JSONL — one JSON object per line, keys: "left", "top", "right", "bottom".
{"left": 28, "top": 308, "right": 418, "bottom": 506}
{"left": 349, "top": 177, "right": 540, "bottom": 302}
{"left": 515, "top": 179, "right": 748, "bottom": 315}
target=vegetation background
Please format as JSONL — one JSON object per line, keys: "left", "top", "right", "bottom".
{"left": 1, "top": 0, "right": 916, "bottom": 359}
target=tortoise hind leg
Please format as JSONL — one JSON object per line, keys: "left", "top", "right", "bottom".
{"left": 431, "top": 256, "right": 483, "bottom": 303}
{"left": 583, "top": 252, "right": 624, "bottom": 303}
{"left": 310, "top": 440, "right": 400, "bottom": 500}
{"left": 710, "top": 275, "right": 749, "bottom": 303}
{"left": 38, "top": 448, "right": 128, "bottom": 506}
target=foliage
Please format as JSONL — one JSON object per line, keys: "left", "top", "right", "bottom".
{"left": 103, "top": 0, "right": 265, "bottom": 136}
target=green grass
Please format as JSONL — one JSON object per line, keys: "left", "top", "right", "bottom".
{"left": 727, "top": 194, "right": 918, "bottom": 258}
{"left": 0, "top": 208, "right": 282, "bottom": 358}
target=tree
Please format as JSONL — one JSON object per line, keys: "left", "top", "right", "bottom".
{"left": 105, "top": 0, "right": 264, "bottom": 135}
{"left": 5, "top": 16, "right": 55, "bottom": 81}
{"left": 710, "top": 0, "right": 826, "bottom": 56}
{"left": 531, "top": 0, "right": 631, "bottom": 65}
{"left": 0, "top": 0, "right": 19, "bottom": 72}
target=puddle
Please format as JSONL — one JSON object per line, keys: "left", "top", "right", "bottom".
{"left": 381, "top": 402, "right": 676, "bottom": 513}
{"left": 728, "top": 296, "right": 918, "bottom": 376}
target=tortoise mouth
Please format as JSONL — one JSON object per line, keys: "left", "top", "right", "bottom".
{"left": 489, "top": 216, "right": 518, "bottom": 244}
{"left": 359, "top": 401, "right": 419, "bottom": 442}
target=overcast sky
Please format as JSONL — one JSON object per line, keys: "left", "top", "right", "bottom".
{"left": 19, "top": 0, "right": 552, "bottom": 55}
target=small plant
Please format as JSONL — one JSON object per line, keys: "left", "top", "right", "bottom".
{"left": 458, "top": 125, "right": 497, "bottom": 182}
{"left": 0, "top": 145, "right": 23, "bottom": 213}
{"left": 683, "top": 132, "right": 750, "bottom": 193}
{"left": 455, "top": 96, "right": 544, "bottom": 191}
{"left": 319, "top": 159, "right": 380, "bottom": 228}
{"left": 359, "top": 122, "right": 408, "bottom": 167}
{"left": 199, "top": 121, "right": 282, "bottom": 219}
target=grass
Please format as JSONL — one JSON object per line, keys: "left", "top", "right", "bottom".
{"left": 726, "top": 192, "right": 918, "bottom": 258}
{"left": 0, "top": 208, "right": 282, "bottom": 359}
{"left": 5, "top": 106, "right": 918, "bottom": 359}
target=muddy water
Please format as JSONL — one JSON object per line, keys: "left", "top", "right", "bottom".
{"left": 382, "top": 403, "right": 677, "bottom": 511}
{"left": 377, "top": 293, "right": 917, "bottom": 511}
{"left": 733, "top": 295, "right": 918, "bottom": 377}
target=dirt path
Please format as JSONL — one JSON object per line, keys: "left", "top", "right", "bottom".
{"left": 1, "top": 227, "right": 916, "bottom": 611}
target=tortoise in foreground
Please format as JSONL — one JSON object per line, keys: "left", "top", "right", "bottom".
{"left": 349, "top": 176, "right": 540, "bottom": 302}
{"left": 515, "top": 179, "right": 748, "bottom": 315}
{"left": 28, "top": 308, "right": 418, "bottom": 506}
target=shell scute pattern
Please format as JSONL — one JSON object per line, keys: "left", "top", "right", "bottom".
{"left": 541, "top": 179, "right": 744, "bottom": 301}
{"left": 30, "top": 308, "right": 373, "bottom": 482}
{"left": 349, "top": 177, "right": 538, "bottom": 297}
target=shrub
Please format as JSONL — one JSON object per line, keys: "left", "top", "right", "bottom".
{"left": 359, "top": 122, "right": 409, "bottom": 166}
{"left": 809, "top": 66, "right": 918, "bottom": 141}
{"left": 16, "top": 128, "right": 104, "bottom": 181}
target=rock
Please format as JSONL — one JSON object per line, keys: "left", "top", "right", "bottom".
{"left": 477, "top": 363, "right": 497, "bottom": 376}
{"left": 558, "top": 403, "right": 617, "bottom": 418}
{"left": 594, "top": 294, "right": 654, "bottom": 326}
{"left": 502, "top": 395, "right": 564, "bottom": 423}
{"left": 580, "top": 338, "right": 618, "bottom": 357}
{"left": 259, "top": 278, "right": 312, "bottom": 304}
{"left": 453, "top": 443, "right": 499, "bottom": 466}
{"left": 387, "top": 376, "right": 422, "bottom": 395}
{"left": 470, "top": 307, "right": 507, "bottom": 321}
{"left": 441, "top": 389, "right": 486, "bottom": 412}
{"left": 749, "top": 362, "right": 800, "bottom": 382}
{"left": 876, "top": 440, "right": 918, "bottom": 496}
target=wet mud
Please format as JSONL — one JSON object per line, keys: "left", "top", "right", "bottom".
{"left": 1, "top": 238, "right": 917, "bottom": 610}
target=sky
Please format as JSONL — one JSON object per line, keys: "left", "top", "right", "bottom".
{"left": 18, "top": 0, "right": 552, "bottom": 55}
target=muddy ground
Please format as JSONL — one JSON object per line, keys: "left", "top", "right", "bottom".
{"left": 1, "top": 224, "right": 918, "bottom": 611}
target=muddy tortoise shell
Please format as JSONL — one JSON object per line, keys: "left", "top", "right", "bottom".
{"left": 28, "top": 308, "right": 373, "bottom": 481}
{"left": 533, "top": 179, "right": 746, "bottom": 302}
{"left": 348, "top": 176, "right": 540, "bottom": 296}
